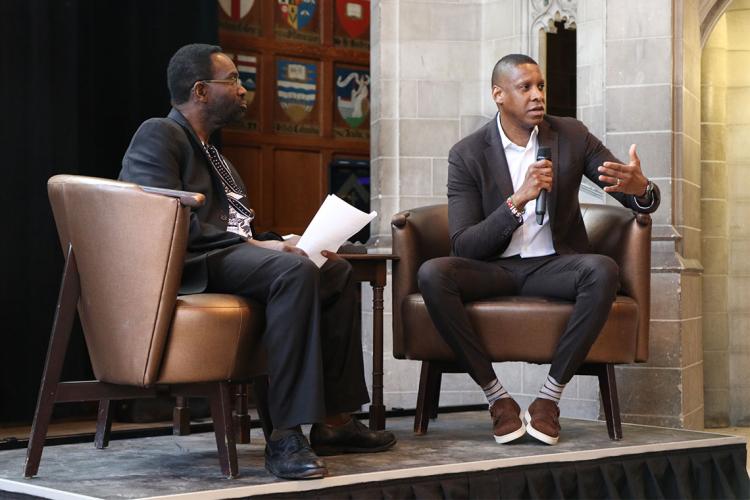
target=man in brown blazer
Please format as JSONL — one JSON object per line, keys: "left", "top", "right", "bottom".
{"left": 418, "top": 54, "right": 660, "bottom": 445}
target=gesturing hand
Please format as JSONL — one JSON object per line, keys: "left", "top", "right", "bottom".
{"left": 598, "top": 144, "right": 649, "bottom": 196}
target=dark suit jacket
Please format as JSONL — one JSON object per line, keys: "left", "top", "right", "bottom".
{"left": 448, "top": 115, "right": 660, "bottom": 260}
{"left": 119, "top": 108, "right": 247, "bottom": 294}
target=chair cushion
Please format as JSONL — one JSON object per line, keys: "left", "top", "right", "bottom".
{"left": 400, "top": 294, "right": 638, "bottom": 364}
{"left": 157, "top": 294, "right": 266, "bottom": 384}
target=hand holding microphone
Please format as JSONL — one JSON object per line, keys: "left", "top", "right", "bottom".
{"left": 509, "top": 148, "right": 553, "bottom": 224}
{"left": 534, "top": 147, "right": 552, "bottom": 225}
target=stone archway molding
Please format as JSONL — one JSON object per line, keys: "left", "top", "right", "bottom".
{"left": 528, "top": 0, "right": 577, "bottom": 63}
{"left": 700, "top": 0, "right": 733, "bottom": 47}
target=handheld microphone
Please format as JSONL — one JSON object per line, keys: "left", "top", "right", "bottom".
{"left": 535, "top": 147, "right": 551, "bottom": 225}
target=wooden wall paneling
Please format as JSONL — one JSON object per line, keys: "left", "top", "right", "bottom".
{"left": 219, "top": 0, "right": 370, "bottom": 235}
{"left": 321, "top": 148, "right": 334, "bottom": 200}
{"left": 222, "top": 144, "right": 263, "bottom": 226}
{"left": 222, "top": 128, "right": 368, "bottom": 151}
{"left": 273, "top": 148, "right": 324, "bottom": 234}
{"left": 259, "top": 143, "right": 275, "bottom": 232}
{"left": 261, "top": 40, "right": 273, "bottom": 134}
{"left": 320, "top": 57, "right": 332, "bottom": 138}
{"left": 321, "top": 0, "right": 333, "bottom": 45}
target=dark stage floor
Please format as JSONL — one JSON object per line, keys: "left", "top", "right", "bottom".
{"left": 0, "top": 411, "right": 746, "bottom": 499}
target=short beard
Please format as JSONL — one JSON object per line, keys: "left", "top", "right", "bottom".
{"left": 209, "top": 100, "right": 245, "bottom": 129}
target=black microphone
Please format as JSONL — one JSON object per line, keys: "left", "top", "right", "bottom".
{"left": 535, "top": 147, "right": 551, "bottom": 225}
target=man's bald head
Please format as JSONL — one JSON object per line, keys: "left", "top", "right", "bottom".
{"left": 491, "top": 54, "right": 539, "bottom": 87}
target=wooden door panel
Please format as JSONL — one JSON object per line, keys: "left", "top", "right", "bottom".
{"left": 222, "top": 145, "right": 269, "bottom": 229}
{"left": 272, "top": 149, "right": 324, "bottom": 234}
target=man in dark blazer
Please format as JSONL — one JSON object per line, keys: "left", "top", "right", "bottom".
{"left": 119, "top": 44, "right": 395, "bottom": 480}
{"left": 418, "top": 54, "right": 660, "bottom": 446}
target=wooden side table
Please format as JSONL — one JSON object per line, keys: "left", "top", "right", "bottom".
{"left": 338, "top": 253, "right": 398, "bottom": 431}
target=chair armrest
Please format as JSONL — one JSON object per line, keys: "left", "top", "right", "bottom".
{"left": 391, "top": 204, "right": 450, "bottom": 357}
{"left": 141, "top": 186, "right": 206, "bottom": 208}
{"left": 582, "top": 204, "right": 652, "bottom": 362}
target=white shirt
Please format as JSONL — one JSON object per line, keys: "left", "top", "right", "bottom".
{"left": 497, "top": 114, "right": 556, "bottom": 258}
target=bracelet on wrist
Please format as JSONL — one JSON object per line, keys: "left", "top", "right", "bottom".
{"left": 505, "top": 196, "right": 525, "bottom": 223}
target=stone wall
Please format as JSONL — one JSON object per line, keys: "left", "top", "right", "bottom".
{"left": 576, "top": 0, "right": 607, "bottom": 204}
{"left": 702, "top": 0, "right": 750, "bottom": 426}
{"left": 725, "top": 0, "right": 750, "bottom": 426}
{"left": 369, "top": 0, "right": 483, "bottom": 411}
{"left": 702, "top": 14, "right": 730, "bottom": 427}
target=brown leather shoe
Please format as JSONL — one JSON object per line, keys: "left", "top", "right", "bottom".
{"left": 490, "top": 398, "right": 525, "bottom": 444}
{"left": 525, "top": 398, "right": 561, "bottom": 445}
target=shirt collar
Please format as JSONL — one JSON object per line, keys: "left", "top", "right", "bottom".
{"left": 496, "top": 113, "right": 538, "bottom": 152}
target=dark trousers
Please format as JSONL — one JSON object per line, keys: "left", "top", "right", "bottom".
{"left": 417, "top": 253, "right": 619, "bottom": 387}
{"left": 204, "top": 244, "right": 370, "bottom": 430}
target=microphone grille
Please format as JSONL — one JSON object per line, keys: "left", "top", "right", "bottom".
{"left": 537, "top": 147, "right": 551, "bottom": 160}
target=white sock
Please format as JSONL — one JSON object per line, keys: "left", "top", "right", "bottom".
{"left": 538, "top": 375, "right": 565, "bottom": 404}
{"left": 482, "top": 378, "right": 510, "bottom": 406}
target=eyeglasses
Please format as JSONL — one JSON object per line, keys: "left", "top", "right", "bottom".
{"left": 198, "top": 75, "right": 243, "bottom": 87}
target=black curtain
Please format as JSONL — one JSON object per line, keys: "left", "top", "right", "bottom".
{"left": 256, "top": 445, "right": 750, "bottom": 500}
{"left": 0, "top": 0, "right": 218, "bottom": 424}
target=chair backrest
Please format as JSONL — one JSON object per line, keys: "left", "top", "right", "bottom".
{"left": 391, "top": 203, "right": 652, "bottom": 362}
{"left": 47, "top": 175, "right": 190, "bottom": 386}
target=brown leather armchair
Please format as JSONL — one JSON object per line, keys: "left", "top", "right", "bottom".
{"left": 25, "top": 175, "right": 268, "bottom": 478}
{"left": 391, "top": 203, "right": 652, "bottom": 440}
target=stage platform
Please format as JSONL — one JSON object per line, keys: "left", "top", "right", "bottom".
{"left": 0, "top": 411, "right": 747, "bottom": 499}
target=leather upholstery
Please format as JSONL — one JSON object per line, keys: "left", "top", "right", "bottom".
{"left": 159, "top": 294, "right": 266, "bottom": 384}
{"left": 391, "top": 203, "right": 652, "bottom": 366}
{"left": 47, "top": 175, "right": 264, "bottom": 387}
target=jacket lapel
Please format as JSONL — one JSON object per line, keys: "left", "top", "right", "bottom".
{"left": 537, "top": 119, "right": 559, "bottom": 227}
{"left": 166, "top": 108, "right": 231, "bottom": 213}
{"left": 482, "top": 115, "right": 514, "bottom": 199}
{"left": 167, "top": 108, "right": 203, "bottom": 148}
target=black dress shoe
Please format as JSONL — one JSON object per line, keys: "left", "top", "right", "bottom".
{"left": 264, "top": 432, "right": 328, "bottom": 480}
{"left": 309, "top": 418, "right": 397, "bottom": 456}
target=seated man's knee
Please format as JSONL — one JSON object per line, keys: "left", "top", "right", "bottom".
{"left": 584, "top": 254, "right": 619, "bottom": 294}
{"left": 324, "top": 255, "right": 352, "bottom": 278}
{"left": 278, "top": 252, "right": 319, "bottom": 285}
{"left": 417, "top": 257, "right": 455, "bottom": 296}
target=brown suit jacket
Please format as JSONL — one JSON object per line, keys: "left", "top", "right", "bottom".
{"left": 448, "top": 114, "right": 660, "bottom": 260}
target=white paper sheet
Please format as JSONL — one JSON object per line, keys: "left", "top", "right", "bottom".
{"left": 296, "top": 195, "right": 377, "bottom": 267}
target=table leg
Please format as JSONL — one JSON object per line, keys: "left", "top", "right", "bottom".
{"left": 234, "top": 383, "right": 251, "bottom": 444}
{"left": 369, "top": 283, "right": 386, "bottom": 430}
{"left": 173, "top": 396, "right": 191, "bottom": 435}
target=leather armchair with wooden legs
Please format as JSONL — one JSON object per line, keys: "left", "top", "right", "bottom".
{"left": 391, "top": 203, "right": 652, "bottom": 440}
{"left": 25, "top": 175, "right": 270, "bottom": 479}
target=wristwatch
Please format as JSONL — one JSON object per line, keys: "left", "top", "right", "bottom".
{"left": 639, "top": 180, "right": 655, "bottom": 200}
